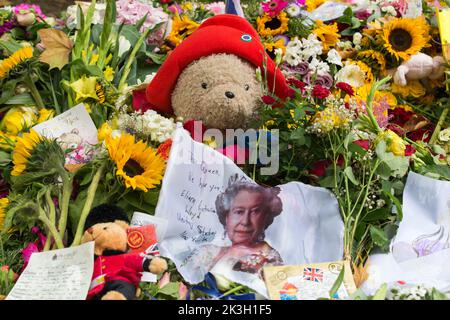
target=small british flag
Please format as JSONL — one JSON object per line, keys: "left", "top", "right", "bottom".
{"left": 303, "top": 267, "right": 324, "bottom": 283}
{"left": 144, "top": 243, "right": 160, "bottom": 256}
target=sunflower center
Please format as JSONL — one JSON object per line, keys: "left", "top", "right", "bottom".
{"left": 178, "top": 27, "right": 188, "bottom": 36}
{"left": 265, "top": 18, "right": 281, "bottom": 30}
{"left": 124, "top": 158, "right": 145, "bottom": 177}
{"left": 388, "top": 28, "right": 412, "bottom": 52}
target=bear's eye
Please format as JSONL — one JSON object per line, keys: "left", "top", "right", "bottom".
{"left": 201, "top": 82, "right": 208, "bottom": 89}
{"left": 103, "top": 227, "right": 107, "bottom": 230}
{"left": 244, "top": 84, "right": 250, "bottom": 91}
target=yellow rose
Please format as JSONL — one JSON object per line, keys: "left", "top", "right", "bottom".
{"left": 37, "top": 108, "right": 55, "bottom": 123}
{"left": 97, "top": 122, "right": 112, "bottom": 141}
{"left": 0, "top": 107, "right": 38, "bottom": 135}
{"left": 378, "top": 130, "right": 406, "bottom": 156}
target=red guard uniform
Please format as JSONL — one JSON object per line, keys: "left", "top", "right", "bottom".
{"left": 87, "top": 253, "right": 144, "bottom": 300}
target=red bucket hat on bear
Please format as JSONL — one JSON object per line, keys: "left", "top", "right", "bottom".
{"left": 143, "top": 14, "right": 290, "bottom": 115}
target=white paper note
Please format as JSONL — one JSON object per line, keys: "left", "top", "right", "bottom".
{"left": 130, "top": 211, "right": 169, "bottom": 241}
{"left": 6, "top": 242, "right": 94, "bottom": 300}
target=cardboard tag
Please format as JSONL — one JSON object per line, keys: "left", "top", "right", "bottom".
{"left": 127, "top": 224, "right": 158, "bottom": 255}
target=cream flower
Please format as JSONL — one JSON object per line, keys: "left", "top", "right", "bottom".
{"left": 335, "top": 64, "right": 366, "bottom": 88}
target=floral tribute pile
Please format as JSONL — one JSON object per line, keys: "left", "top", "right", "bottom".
{"left": 0, "top": 0, "right": 449, "bottom": 300}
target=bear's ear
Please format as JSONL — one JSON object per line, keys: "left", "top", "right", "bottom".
{"left": 114, "top": 219, "right": 129, "bottom": 231}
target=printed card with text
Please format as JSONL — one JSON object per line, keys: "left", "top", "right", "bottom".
{"left": 263, "top": 261, "right": 356, "bottom": 300}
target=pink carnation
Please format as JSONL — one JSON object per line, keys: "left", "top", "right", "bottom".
{"left": 262, "top": 0, "right": 289, "bottom": 17}
{"left": 205, "top": 2, "right": 226, "bottom": 15}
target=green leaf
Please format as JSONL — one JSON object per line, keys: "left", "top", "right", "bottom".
{"left": 158, "top": 282, "right": 180, "bottom": 299}
{"left": 372, "top": 283, "right": 388, "bottom": 300}
{"left": 329, "top": 266, "right": 345, "bottom": 299}
{"left": 344, "top": 166, "right": 359, "bottom": 185}
{"left": 383, "top": 190, "right": 403, "bottom": 220}
{"left": 319, "top": 175, "right": 335, "bottom": 188}
{"left": 4, "top": 93, "right": 35, "bottom": 105}
{"left": 370, "top": 225, "right": 389, "bottom": 248}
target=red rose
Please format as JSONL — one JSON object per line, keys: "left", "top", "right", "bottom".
{"left": 353, "top": 139, "right": 370, "bottom": 151}
{"left": 405, "top": 145, "right": 416, "bottom": 156}
{"left": 287, "top": 78, "right": 306, "bottom": 92}
{"left": 336, "top": 82, "right": 354, "bottom": 96}
{"left": 262, "top": 95, "right": 276, "bottom": 105}
{"left": 311, "top": 85, "right": 330, "bottom": 99}
{"left": 183, "top": 120, "right": 206, "bottom": 142}
{"left": 310, "top": 160, "right": 331, "bottom": 177}
{"left": 132, "top": 89, "right": 152, "bottom": 111}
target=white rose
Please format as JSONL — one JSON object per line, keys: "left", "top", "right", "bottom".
{"left": 439, "top": 128, "right": 450, "bottom": 142}
{"left": 335, "top": 64, "right": 366, "bottom": 88}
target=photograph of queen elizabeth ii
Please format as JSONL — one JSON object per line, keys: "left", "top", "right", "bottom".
{"left": 193, "top": 182, "right": 284, "bottom": 280}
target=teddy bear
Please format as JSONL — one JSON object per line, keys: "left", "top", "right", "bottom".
{"left": 81, "top": 204, "right": 168, "bottom": 300}
{"left": 392, "top": 52, "right": 445, "bottom": 87}
{"left": 142, "top": 14, "right": 290, "bottom": 130}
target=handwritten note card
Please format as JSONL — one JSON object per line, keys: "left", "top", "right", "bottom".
{"left": 6, "top": 242, "right": 94, "bottom": 300}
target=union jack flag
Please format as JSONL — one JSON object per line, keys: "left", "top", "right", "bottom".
{"left": 303, "top": 267, "right": 323, "bottom": 283}
{"left": 144, "top": 243, "right": 160, "bottom": 256}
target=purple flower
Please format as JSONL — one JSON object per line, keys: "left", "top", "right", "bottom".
{"left": 303, "top": 72, "right": 333, "bottom": 89}
{"left": 13, "top": 4, "right": 46, "bottom": 19}
{"left": 314, "top": 73, "right": 334, "bottom": 89}
{"left": 282, "top": 61, "right": 310, "bottom": 77}
{"left": 0, "top": 21, "right": 14, "bottom": 36}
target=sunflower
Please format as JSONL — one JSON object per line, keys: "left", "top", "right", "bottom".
{"left": 257, "top": 12, "right": 289, "bottom": 37}
{"left": 11, "top": 129, "right": 42, "bottom": 177}
{"left": 391, "top": 80, "right": 426, "bottom": 98}
{"left": 313, "top": 20, "right": 340, "bottom": 52}
{"left": 305, "top": 0, "right": 325, "bottom": 12}
{"left": 0, "top": 197, "right": 9, "bottom": 231}
{"left": 0, "top": 46, "right": 33, "bottom": 79}
{"left": 166, "top": 15, "right": 200, "bottom": 47}
{"left": 264, "top": 38, "right": 287, "bottom": 60}
{"left": 356, "top": 50, "right": 386, "bottom": 73}
{"left": 381, "top": 17, "right": 430, "bottom": 61}
{"left": 106, "top": 133, "right": 165, "bottom": 192}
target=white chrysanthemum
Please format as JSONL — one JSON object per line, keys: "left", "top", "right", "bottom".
{"left": 117, "top": 110, "right": 176, "bottom": 144}
{"left": 309, "top": 57, "right": 330, "bottom": 76}
{"left": 353, "top": 32, "right": 362, "bottom": 46}
{"left": 286, "top": 3, "right": 301, "bottom": 17}
{"left": 335, "top": 64, "right": 366, "bottom": 88}
{"left": 439, "top": 128, "right": 450, "bottom": 142}
{"left": 300, "top": 34, "right": 323, "bottom": 59}
{"left": 284, "top": 51, "right": 301, "bottom": 66}
{"left": 327, "top": 49, "right": 342, "bottom": 66}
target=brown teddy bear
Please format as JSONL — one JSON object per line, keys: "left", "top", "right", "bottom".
{"left": 142, "top": 14, "right": 290, "bottom": 130}
{"left": 81, "top": 204, "right": 167, "bottom": 300}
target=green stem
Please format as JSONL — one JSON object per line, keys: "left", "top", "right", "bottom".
{"left": 365, "top": 76, "right": 392, "bottom": 134}
{"left": 58, "top": 173, "right": 73, "bottom": 240}
{"left": 118, "top": 28, "right": 152, "bottom": 92}
{"left": 429, "top": 104, "right": 449, "bottom": 145}
{"left": 24, "top": 74, "right": 45, "bottom": 110}
{"left": 38, "top": 209, "right": 64, "bottom": 249}
{"left": 43, "top": 189, "right": 56, "bottom": 251}
{"left": 220, "top": 285, "right": 244, "bottom": 298}
{"left": 349, "top": 159, "right": 380, "bottom": 250}
{"left": 71, "top": 163, "right": 105, "bottom": 247}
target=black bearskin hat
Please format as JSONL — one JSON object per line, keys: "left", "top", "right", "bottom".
{"left": 84, "top": 204, "right": 130, "bottom": 231}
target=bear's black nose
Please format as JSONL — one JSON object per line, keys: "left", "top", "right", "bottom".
{"left": 225, "top": 91, "right": 235, "bottom": 99}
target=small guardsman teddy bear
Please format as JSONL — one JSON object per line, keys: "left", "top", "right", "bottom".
{"left": 81, "top": 204, "right": 168, "bottom": 300}
{"left": 142, "top": 14, "right": 290, "bottom": 130}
